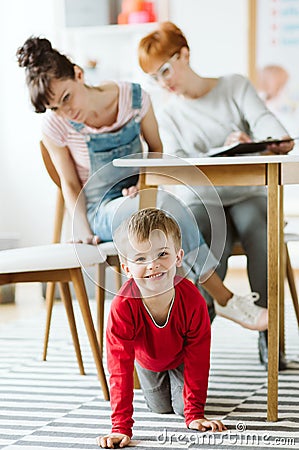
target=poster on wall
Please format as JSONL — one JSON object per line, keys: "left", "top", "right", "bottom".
{"left": 256, "top": 0, "right": 299, "bottom": 135}
{"left": 256, "top": 0, "right": 299, "bottom": 212}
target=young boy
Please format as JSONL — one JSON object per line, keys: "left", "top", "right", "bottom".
{"left": 97, "top": 208, "right": 226, "bottom": 449}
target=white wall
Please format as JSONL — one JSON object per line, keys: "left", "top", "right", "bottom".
{"left": 169, "top": 0, "right": 248, "bottom": 76}
{"left": 0, "top": 0, "right": 61, "bottom": 246}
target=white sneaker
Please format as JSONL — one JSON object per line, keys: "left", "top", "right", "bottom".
{"left": 214, "top": 292, "right": 268, "bottom": 331}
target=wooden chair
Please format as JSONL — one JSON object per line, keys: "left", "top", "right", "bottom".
{"left": 40, "top": 141, "right": 122, "bottom": 358}
{"left": 283, "top": 233, "right": 299, "bottom": 325}
{"left": 0, "top": 242, "right": 109, "bottom": 400}
{"left": 232, "top": 237, "right": 299, "bottom": 324}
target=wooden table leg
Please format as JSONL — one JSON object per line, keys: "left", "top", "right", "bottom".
{"left": 267, "top": 163, "right": 280, "bottom": 421}
{"left": 139, "top": 170, "right": 158, "bottom": 210}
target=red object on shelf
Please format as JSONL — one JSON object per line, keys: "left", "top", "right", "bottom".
{"left": 118, "top": 12, "right": 129, "bottom": 24}
{"left": 128, "top": 10, "right": 150, "bottom": 23}
{"left": 143, "top": 1, "right": 157, "bottom": 22}
{"left": 118, "top": 0, "right": 156, "bottom": 25}
{"left": 122, "top": 0, "right": 144, "bottom": 13}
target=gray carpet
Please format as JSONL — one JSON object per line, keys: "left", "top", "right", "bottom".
{"left": 0, "top": 296, "right": 298, "bottom": 449}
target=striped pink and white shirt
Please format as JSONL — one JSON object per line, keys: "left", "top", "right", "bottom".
{"left": 42, "top": 81, "right": 150, "bottom": 185}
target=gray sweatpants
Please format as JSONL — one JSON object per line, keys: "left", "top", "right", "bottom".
{"left": 135, "top": 361, "right": 184, "bottom": 416}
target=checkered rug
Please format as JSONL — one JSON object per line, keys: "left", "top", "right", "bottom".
{"left": 0, "top": 295, "right": 298, "bottom": 449}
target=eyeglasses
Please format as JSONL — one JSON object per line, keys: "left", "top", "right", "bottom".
{"left": 150, "top": 53, "right": 179, "bottom": 82}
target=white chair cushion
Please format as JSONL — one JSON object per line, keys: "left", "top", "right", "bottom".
{"left": 0, "top": 242, "right": 117, "bottom": 273}
{"left": 284, "top": 232, "right": 299, "bottom": 243}
{"left": 93, "top": 241, "right": 118, "bottom": 256}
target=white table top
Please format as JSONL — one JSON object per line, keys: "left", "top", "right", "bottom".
{"left": 113, "top": 154, "right": 299, "bottom": 167}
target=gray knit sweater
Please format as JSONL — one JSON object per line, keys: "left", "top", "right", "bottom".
{"left": 158, "top": 73, "right": 288, "bottom": 206}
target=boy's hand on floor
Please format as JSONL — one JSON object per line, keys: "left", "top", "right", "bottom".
{"left": 96, "top": 433, "right": 130, "bottom": 448}
{"left": 188, "top": 417, "right": 227, "bottom": 432}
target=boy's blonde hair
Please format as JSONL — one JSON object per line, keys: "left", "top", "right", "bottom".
{"left": 138, "top": 21, "right": 189, "bottom": 73}
{"left": 113, "top": 208, "right": 182, "bottom": 261}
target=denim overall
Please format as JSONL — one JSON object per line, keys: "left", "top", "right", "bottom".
{"left": 70, "top": 83, "right": 218, "bottom": 285}
{"left": 70, "top": 83, "right": 142, "bottom": 237}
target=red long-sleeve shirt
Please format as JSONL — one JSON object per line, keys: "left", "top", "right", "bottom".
{"left": 106, "top": 276, "right": 211, "bottom": 438}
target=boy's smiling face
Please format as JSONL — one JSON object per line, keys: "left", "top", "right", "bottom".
{"left": 122, "top": 229, "right": 184, "bottom": 299}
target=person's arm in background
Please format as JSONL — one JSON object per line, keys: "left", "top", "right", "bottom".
{"left": 140, "top": 101, "right": 163, "bottom": 153}
{"left": 122, "top": 100, "right": 162, "bottom": 197}
{"left": 225, "top": 75, "right": 294, "bottom": 154}
{"left": 42, "top": 134, "right": 100, "bottom": 244}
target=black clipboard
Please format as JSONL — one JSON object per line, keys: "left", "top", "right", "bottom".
{"left": 208, "top": 137, "right": 297, "bottom": 157}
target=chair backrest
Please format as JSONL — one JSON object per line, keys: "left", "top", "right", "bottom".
{"left": 40, "top": 141, "right": 61, "bottom": 188}
{"left": 40, "top": 141, "right": 64, "bottom": 243}
{"left": 231, "top": 242, "right": 245, "bottom": 256}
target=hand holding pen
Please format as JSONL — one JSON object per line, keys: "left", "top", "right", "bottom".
{"left": 224, "top": 125, "right": 252, "bottom": 146}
